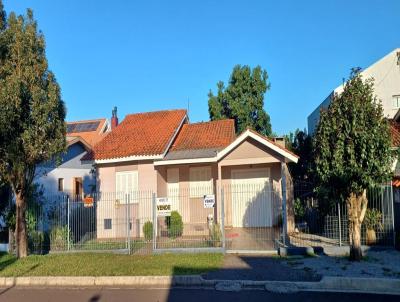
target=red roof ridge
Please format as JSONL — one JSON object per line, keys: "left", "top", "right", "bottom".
{"left": 67, "top": 118, "right": 106, "bottom": 124}
{"left": 185, "top": 119, "right": 235, "bottom": 126}
{"left": 125, "top": 109, "right": 187, "bottom": 117}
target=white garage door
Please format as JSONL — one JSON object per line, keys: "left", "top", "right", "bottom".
{"left": 231, "top": 168, "right": 272, "bottom": 227}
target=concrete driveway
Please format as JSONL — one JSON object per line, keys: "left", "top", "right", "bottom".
{"left": 224, "top": 227, "right": 280, "bottom": 251}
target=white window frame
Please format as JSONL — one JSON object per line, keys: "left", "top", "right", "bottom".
{"left": 115, "top": 171, "right": 139, "bottom": 204}
{"left": 393, "top": 95, "right": 400, "bottom": 108}
{"left": 189, "top": 166, "right": 213, "bottom": 198}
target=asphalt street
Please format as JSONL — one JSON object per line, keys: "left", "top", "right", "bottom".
{"left": 0, "top": 287, "right": 398, "bottom": 302}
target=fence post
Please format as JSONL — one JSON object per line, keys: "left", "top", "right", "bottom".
{"left": 338, "top": 203, "right": 342, "bottom": 246}
{"left": 221, "top": 187, "right": 226, "bottom": 250}
{"left": 390, "top": 182, "right": 396, "bottom": 247}
{"left": 281, "top": 163, "right": 287, "bottom": 246}
{"left": 67, "top": 195, "right": 70, "bottom": 251}
{"left": 152, "top": 192, "right": 157, "bottom": 252}
{"left": 127, "top": 193, "right": 131, "bottom": 254}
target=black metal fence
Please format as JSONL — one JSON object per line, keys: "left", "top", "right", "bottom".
{"left": 289, "top": 182, "right": 395, "bottom": 248}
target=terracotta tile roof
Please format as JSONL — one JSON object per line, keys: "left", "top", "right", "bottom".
{"left": 170, "top": 119, "right": 236, "bottom": 151}
{"left": 84, "top": 109, "right": 187, "bottom": 160}
{"left": 390, "top": 121, "right": 400, "bottom": 148}
{"left": 66, "top": 118, "right": 108, "bottom": 147}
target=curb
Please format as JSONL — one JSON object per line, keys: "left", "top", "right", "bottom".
{"left": 0, "top": 276, "right": 399, "bottom": 295}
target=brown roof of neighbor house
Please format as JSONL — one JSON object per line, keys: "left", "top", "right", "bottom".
{"left": 66, "top": 118, "right": 108, "bottom": 147}
{"left": 390, "top": 121, "right": 400, "bottom": 148}
{"left": 170, "top": 119, "right": 236, "bottom": 151}
{"left": 84, "top": 109, "right": 187, "bottom": 160}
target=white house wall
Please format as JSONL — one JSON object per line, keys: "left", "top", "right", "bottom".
{"left": 308, "top": 48, "right": 400, "bottom": 134}
{"left": 35, "top": 143, "right": 96, "bottom": 195}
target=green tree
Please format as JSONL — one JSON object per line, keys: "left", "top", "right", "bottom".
{"left": 286, "top": 129, "right": 314, "bottom": 183}
{"left": 0, "top": 5, "right": 66, "bottom": 258}
{"left": 0, "top": 0, "right": 5, "bottom": 30}
{"left": 314, "top": 68, "right": 393, "bottom": 261}
{"left": 208, "top": 65, "right": 272, "bottom": 136}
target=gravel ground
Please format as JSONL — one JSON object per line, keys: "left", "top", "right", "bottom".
{"left": 282, "top": 249, "right": 400, "bottom": 279}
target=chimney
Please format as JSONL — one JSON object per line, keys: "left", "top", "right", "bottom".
{"left": 111, "top": 106, "right": 118, "bottom": 130}
{"left": 273, "top": 137, "right": 286, "bottom": 148}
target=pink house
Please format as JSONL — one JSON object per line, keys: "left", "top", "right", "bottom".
{"left": 83, "top": 109, "right": 298, "bottom": 248}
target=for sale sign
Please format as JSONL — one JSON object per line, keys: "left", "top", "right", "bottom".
{"left": 203, "top": 194, "right": 215, "bottom": 208}
{"left": 157, "top": 197, "right": 172, "bottom": 216}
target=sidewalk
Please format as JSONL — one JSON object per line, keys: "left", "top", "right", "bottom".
{"left": 1, "top": 250, "right": 399, "bottom": 295}
{"left": 203, "top": 254, "right": 320, "bottom": 281}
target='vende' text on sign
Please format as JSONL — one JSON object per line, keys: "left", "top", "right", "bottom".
{"left": 203, "top": 194, "right": 215, "bottom": 208}
{"left": 157, "top": 197, "right": 172, "bottom": 216}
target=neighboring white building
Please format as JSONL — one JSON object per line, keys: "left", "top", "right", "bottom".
{"left": 308, "top": 48, "right": 400, "bottom": 135}
{"left": 35, "top": 116, "right": 114, "bottom": 197}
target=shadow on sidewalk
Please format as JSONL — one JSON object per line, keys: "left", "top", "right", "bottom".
{"left": 201, "top": 254, "right": 321, "bottom": 281}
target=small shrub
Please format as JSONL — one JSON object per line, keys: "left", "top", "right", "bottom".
{"left": 209, "top": 223, "right": 222, "bottom": 247}
{"left": 28, "top": 230, "right": 44, "bottom": 254}
{"left": 364, "top": 208, "right": 383, "bottom": 231}
{"left": 143, "top": 221, "right": 153, "bottom": 241}
{"left": 166, "top": 211, "right": 183, "bottom": 238}
{"left": 50, "top": 226, "right": 72, "bottom": 251}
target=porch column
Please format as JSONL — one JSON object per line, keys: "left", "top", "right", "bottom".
{"left": 218, "top": 163, "right": 226, "bottom": 249}
{"left": 281, "top": 162, "right": 287, "bottom": 245}
{"left": 216, "top": 163, "right": 222, "bottom": 220}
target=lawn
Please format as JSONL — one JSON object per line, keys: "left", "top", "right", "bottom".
{"left": 0, "top": 252, "right": 223, "bottom": 277}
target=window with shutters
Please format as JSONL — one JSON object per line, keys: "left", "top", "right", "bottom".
{"left": 115, "top": 171, "right": 139, "bottom": 203}
{"left": 189, "top": 166, "right": 213, "bottom": 198}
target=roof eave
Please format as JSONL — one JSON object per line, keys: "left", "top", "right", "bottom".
{"left": 94, "top": 154, "right": 164, "bottom": 164}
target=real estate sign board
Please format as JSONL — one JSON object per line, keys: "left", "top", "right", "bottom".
{"left": 203, "top": 194, "right": 215, "bottom": 208}
{"left": 157, "top": 197, "right": 172, "bottom": 216}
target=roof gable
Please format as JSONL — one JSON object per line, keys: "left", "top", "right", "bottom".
{"left": 217, "top": 129, "right": 299, "bottom": 163}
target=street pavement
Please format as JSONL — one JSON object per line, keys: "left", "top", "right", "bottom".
{"left": 0, "top": 287, "right": 398, "bottom": 302}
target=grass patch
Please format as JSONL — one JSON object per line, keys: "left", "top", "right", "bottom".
{"left": 0, "top": 252, "right": 223, "bottom": 277}
{"left": 74, "top": 239, "right": 147, "bottom": 252}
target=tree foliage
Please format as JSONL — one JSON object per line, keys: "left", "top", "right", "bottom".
{"left": 285, "top": 129, "right": 314, "bottom": 183}
{"left": 208, "top": 65, "right": 272, "bottom": 136}
{"left": 313, "top": 68, "right": 394, "bottom": 260}
{"left": 0, "top": 0, "right": 5, "bottom": 31}
{"left": 0, "top": 3, "right": 66, "bottom": 257}
{"left": 314, "top": 69, "right": 393, "bottom": 200}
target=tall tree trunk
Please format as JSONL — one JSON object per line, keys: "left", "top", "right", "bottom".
{"left": 347, "top": 190, "right": 368, "bottom": 261}
{"left": 15, "top": 192, "right": 28, "bottom": 258}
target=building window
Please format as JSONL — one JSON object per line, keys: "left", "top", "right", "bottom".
{"left": 189, "top": 166, "right": 213, "bottom": 198}
{"left": 392, "top": 95, "right": 400, "bottom": 108}
{"left": 104, "top": 219, "right": 112, "bottom": 230}
{"left": 58, "top": 178, "right": 64, "bottom": 192}
{"left": 73, "top": 177, "right": 83, "bottom": 200}
{"left": 115, "top": 171, "right": 139, "bottom": 203}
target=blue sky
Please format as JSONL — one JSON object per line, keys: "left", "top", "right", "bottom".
{"left": 3, "top": 0, "right": 399, "bottom": 135}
